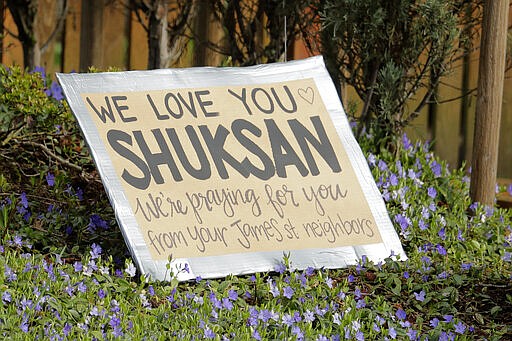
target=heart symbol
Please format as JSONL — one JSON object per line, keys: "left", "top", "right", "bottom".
{"left": 298, "top": 87, "right": 314, "bottom": 104}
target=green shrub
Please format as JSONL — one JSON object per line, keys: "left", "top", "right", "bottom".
{"left": 0, "top": 66, "right": 124, "bottom": 260}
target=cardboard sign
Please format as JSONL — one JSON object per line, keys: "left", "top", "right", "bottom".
{"left": 57, "top": 56, "right": 406, "bottom": 281}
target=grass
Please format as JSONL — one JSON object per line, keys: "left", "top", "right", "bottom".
{"left": 0, "top": 66, "right": 511, "bottom": 340}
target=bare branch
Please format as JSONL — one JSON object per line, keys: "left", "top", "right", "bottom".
{"left": 41, "top": 0, "right": 69, "bottom": 54}
{"left": 17, "top": 140, "right": 83, "bottom": 172}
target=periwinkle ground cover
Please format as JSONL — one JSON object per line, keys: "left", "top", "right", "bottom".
{"left": 0, "top": 67, "right": 511, "bottom": 339}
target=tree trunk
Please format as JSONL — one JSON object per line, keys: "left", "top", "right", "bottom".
{"left": 193, "top": 0, "right": 209, "bottom": 66}
{"left": 147, "top": 0, "right": 168, "bottom": 69}
{"left": 80, "top": 0, "right": 104, "bottom": 71}
{"left": 469, "top": 0, "right": 508, "bottom": 206}
{"left": 0, "top": 1, "right": 4, "bottom": 64}
{"left": 6, "top": 0, "right": 39, "bottom": 70}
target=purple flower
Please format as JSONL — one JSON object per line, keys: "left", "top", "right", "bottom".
{"left": 407, "top": 328, "right": 418, "bottom": 340}
{"left": 166, "top": 288, "right": 176, "bottom": 303}
{"left": 13, "top": 235, "right": 23, "bottom": 247}
{"left": 98, "top": 288, "right": 106, "bottom": 299}
{"left": 389, "top": 173, "right": 399, "bottom": 186}
{"left": 354, "top": 287, "right": 362, "bottom": 299}
{"left": 268, "top": 279, "right": 280, "bottom": 297}
{"left": 248, "top": 308, "right": 258, "bottom": 326}
{"left": 333, "top": 312, "right": 342, "bottom": 325}
{"left": 109, "top": 316, "right": 121, "bottom": 328}
{"left": 252, "top": 330, "right": 262, "bottom": 340}
{"left": 367, "top": 154, "right": 376, "bottom": 167}
{"left": 49, "top": 81, "right": 64, "bottom": 101}
{"left": 125, "top": 262, "right": 136, "bottom": 277}
{"left": 275, "top": 262, "right": 287, "bottom": 274}
{"left": 315, "top": 305, "right": 328, "bottom": 317}
{"left": 508, "top": 184, "right": 512, "bottom": 196}
{"left": 89, "top": 214, "right": 108, "bottom": 231}
{"left": 438, "top": 228, "right": 446, "bottom": 240}
{"left": 292, "top": 325, "right": 304, "bottom": 339}
{"left": 63, "top": 323, "right": 72, "bottom": 336}
{"left": 438, "top": 271, "right": 449, "bottom": 279}
{"left": 443, "top": 315, "right": 453, "bottom": 323}
{"left": 396, "top": 308, "right": 407, "bottom": 320}
{"left": 454, "top": 321, "right": 466, "bottom": 334}
{"left": 427, "top": 187, "right": 437, "bottom": 199}
{"left": 20, "top": 192, "right": 29, "bottom": 209}
{"left": 436, "top": 244, "right": 447, "bottom": 256}
{"left": 203, "top": 327, "right": 215, "bottom": 339}
{"left": 282, "top": 314, "right": 294, "bottom": 327}
{"left": 46, "top": 173, "right": 55, "bottom": 186}
{"left": 457, "top": 229, "right": 465, "bottom": 241}
{"left": 356, "top": 299, "right": 366, "bottom": 309}
{"left": 90, "top": 243, "right": 102, "bottom": 259}
{"left": 430, "top": 318, "right": 440, "bottom": 327}
{"left": 461, "top": 262, "right": 473, "bottom": 271}
{"left": 222, "top": 297, "right": 233, "bottom": 310}
{"left": 226, "top": 289, "right": 237, "bottom": 301}
{"left": 258, "top": 309, "right": 273, "bottom": 323}
{"left": 431, "top": 161, "right": 442, "bottom": 177}
{"left": 325, "top": 276, "right": 333, "bottom": 288}
{"left": 112, "top": 326, "right": 124, "bottom": 338}
{"left": 344, "top": 326, "right": 351, "bottom": 339}
{"left": 303, "top": 310, "right": 315, "bottom": 323}
{"left": 65, "top": 285, "right": 75, "bottom": 297}
{"left": 283, "top": 286, "right": 294, "bottom": 299}
{"left": 421, "top": 206, "right": 430, "bottom": 219}
{"left": 2, "top": 291, "right": 12, "bottom": 303}
{"left": 20, "top": 298, "right": 33, "bottom": 311}
{"left": 388, "top": 327, "right": 397, "bottom": 339}
{"left": 20, "top": 320, "right": 29, "bottom": 333}
{"left": 64, "top": 225, "right": 73, "bottom": 236}
{"left": 502, "top": 252, "right": 511, "bottom": 262}
{"left": 32, "top": 66, "right": 46, "bottom": 77}
{"left": 355, "top": 330, "right": 365, "bottom": 341}
{"left": 305, "top": 267, "right": 315, "bottom": 276}
{"left": 395, "top": 214, "right": 411, "bottom": 230}
{"left": 378, "top": 160, "right": 388, "bottom": 171}
{"left": 73, "top": 261, "right": 83, "bottom": 272}
{"left": 414, "top": 290, "right": 426, "bottom": 302}
{"left": 4, "top": 265, "right": 17, "bottom": 282}
{"left": 77, "top": 281, "right": 87, "bottom": 293}
{"left": 402, "top": 133, "right": 412, "bottom": 150}
{"left": 209, "top": 292, "right": 222, "bottom": 309}
{"left": 419, "top": 219, "right": 428, "bottom": 231}
{"left": 295, "top": 273, "right": 307, "bottom": 287}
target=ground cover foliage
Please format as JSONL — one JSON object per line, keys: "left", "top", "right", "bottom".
{"left": 0, "top": 67, "right": 511, "bottom": 340}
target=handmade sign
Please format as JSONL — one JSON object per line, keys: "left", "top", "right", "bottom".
{"left": 57, "top": 56, "right": 406, "bottom": 281}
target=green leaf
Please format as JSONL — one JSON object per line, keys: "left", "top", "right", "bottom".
{"left": 391, "top": 277, "right": 402, "bottom": 296}
{"left": 490, "top": 305, "right": 502, "bottom": 315}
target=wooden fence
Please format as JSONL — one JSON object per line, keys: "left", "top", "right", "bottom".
{"left": 1, "top": 0, "right": 511, "bottom": 179}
